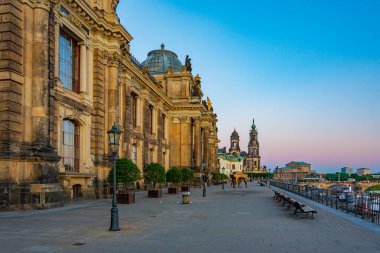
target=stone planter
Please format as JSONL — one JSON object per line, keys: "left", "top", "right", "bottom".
{"left": 148, "top": 189, "right": 162, "bottom": 198}
{"left": 117, "top": 192, "right": 135, "bottom": 204}
{"left": 168, "top": 187, "right": 179, "bottom": 194}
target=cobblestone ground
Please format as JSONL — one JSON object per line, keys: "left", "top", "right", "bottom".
{"left": 1, "top": 182, "right": 380, "bottom": 253}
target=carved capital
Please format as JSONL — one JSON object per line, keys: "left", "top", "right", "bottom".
{"left": 104, "top": 52, "right": 121, "bottom": 67}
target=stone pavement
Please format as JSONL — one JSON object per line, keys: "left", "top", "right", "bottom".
{"left": 1, "top": 182, "right": 380, "bottom": 253}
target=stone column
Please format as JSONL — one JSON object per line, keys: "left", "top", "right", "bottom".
{"left": 203, "top": 127, "right": 210, "bottom": 169}
{"left": 32, "top": 5, "right": 50, "bottom": 144}
{"left": 79, "top": 43, "right": 87, "bottom": 94}
{"left": 87, "top": 46, "right": 93, "bottom": 102}
{"left": 193, "top": 117, "right": 201, "bottom": 170}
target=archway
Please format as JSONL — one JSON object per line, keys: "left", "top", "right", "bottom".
{"left": 72, "top": 184, "right": 83, "bottom": 198}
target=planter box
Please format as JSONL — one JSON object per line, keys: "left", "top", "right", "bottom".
{"left": 168, "top": 187, "right": 179, "bottom": 194}
{"left": 148, "top": 189, "right": 162, "bottom": 198}
{"left": 181, "top": 186, "right": 191, "bottom": 192}
{"left": 117, "top": 192, "right": 135, "bottom": 204}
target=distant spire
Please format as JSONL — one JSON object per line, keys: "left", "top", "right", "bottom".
{"left": 251, "top": 118, "right": 256, "bottom": 130}
{"left": 161, "top": 43, "right": 165, "bottom": 50}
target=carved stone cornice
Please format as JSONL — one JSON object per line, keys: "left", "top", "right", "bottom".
{"left": 22, "top": 0, "right": 58, "bottom": 11}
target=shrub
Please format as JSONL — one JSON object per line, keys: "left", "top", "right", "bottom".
{"left": 107, "top": 158, "right": 140, "bottom": 190}
{"left": 166, "top": 167, "right": 182, "bottom": 185}
{"left": 144, "top": 163, "right": 166, "bottom": 189}
{"left": 181, "top": 168, "right": 194, "bottom": 186}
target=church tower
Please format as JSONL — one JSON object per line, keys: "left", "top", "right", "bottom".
{"left": 246, "top": 118, "right": 261, "bottom": 171}
{"left": 229, "top": 129, "right": 240, "bottom": 156}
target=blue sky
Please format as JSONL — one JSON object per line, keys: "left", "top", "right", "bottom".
{"left": 117, "top": 0, "right": 380, "bottom": 173}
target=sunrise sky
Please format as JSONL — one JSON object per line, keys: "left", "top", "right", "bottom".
{"left": 117, "top": 0, "right": 380, "bottom": 173}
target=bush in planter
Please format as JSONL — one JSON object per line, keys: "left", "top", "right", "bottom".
{"left": 181, "top": 168, "right": 194, "bottom": 191}
{"left": 144, "top": 163, "right": 166, "bottom": 198}
{"left": 107, "top": 158, "right": 140, "bottom": 203}
{"left": 166, "top": 167, "right": 182, "bottom": 194}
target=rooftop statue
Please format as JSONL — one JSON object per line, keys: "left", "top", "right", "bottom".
{"left": 185, "top": 55, "right": 192, "bottom": 72}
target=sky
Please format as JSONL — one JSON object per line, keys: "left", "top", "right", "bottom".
{"left": 117, "top": 0, "right": 380, "bottom": 173}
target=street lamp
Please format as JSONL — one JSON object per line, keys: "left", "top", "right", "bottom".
{"left": 222, "top": 167, "right": 225, "bottom": 190}
{"left": 202, "top": 162, "right": 206, "bottom": 197}
{"left": 268, "top": 169, "right": 271, "bottom": 188}
{"left": 107, "top": 123, "right": 122, "bottom": 231}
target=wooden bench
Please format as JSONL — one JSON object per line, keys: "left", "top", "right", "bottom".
{"left": 293, "top": 201, "right": 317, "bottom": 218}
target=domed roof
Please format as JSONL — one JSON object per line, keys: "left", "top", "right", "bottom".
{"left": 141, "top": 43, "right": 183, "bottom": 75}
{"left": 231, "top": 129, "right": 239, "bottom": 139}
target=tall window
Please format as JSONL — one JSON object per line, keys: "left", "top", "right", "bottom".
{"left": 132, "top": 144, "right": 137, "bottom": 164}
{"left": 132, "top": 93, "right": 137, "bottom": 127}
{"left": 59, "top": 31, "right": 80, "bottom": 92}
{"left": 63, "top": 119, "right": 79, "bottom": 172}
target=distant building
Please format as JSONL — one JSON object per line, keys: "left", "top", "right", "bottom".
{"left": 304, "top": 172, "right": 323, "bottom": 181}
{"left": 357, "top": 168, "right": 371, "bottom": 176}
{"left": 218, "top": 153, "right": 244, "bottom": 176}
{"left": 341, "top": 167, "right": 353, "bottom": 175}
{"left": 274, "top": 161, "right": 311, "bottom": 181}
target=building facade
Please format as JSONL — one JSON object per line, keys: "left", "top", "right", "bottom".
{"left": 341, "top": 167, "right": 353, "bottom": 175}
{"left": 218, "top": 153, "right": 244, "bottom": 176}
{"left": 0, "top": 0, "right": 218, "bottom": 209}
{"left": 245, "top": 118, "right": 265, "bottom": 173}
{"left": 273, "top": 161, "right": 311, "bottom": 181}
{"left": 357, "top": 168, "right": 371, "bottom": 176}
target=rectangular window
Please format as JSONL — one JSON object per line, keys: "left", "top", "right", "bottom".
{"left": 59, "top": 31, "right": 80, "bottom": 93}
{"left": 132, "top": 144, "right": 137, "bottom": 164}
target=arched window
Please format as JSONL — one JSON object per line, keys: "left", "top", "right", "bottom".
{"left": 232, "top": 164, "right": 235, "bottom": 170}
{"left": 63, "top": 119, "right": 79, "bottom": 172}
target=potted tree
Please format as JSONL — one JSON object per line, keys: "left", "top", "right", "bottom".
{"left": 166, "top": 167, "right": 182, "bottom": 194}
{"left": 181, "top": 168, "right": 194, "bottom": 192}
{"left": 107, "top": 158, "right": 140, "bottom": 204}
{"left": 144, "top": 162, "right": 166, "bottom": 198}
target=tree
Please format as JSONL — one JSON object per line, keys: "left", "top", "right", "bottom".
{"left": 212, "top": 172, "right": 222, "bottom": 183}
{"left": 107, "top": 158, "right": 140, "bottom": 191}
{"left": 144, "top": 163, "right": 166, "bottom": 189}
{"left": 166, "top": 167, "right": 182, "bottom": 185}
{"left": 181, "top": 168, "right": 194, "bottom": 186}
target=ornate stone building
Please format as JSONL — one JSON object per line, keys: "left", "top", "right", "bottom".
{"left": 245, "top": 118, "right": 266, "bottom": 173}
{"left": 228, "top": 129, "right": 240, "bottom": 156}
{"left": 273, "top": 161, "right": 311, "bottom": 181}
{"left": 0, "top": 0, "right": 218, "bottom": 209}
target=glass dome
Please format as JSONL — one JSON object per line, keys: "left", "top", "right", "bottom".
{"left": 141, "top": 44, "right": 183, "bottom": 75}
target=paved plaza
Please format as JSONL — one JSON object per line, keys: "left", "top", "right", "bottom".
{"left": 1, "top": 182, "right": 380, "bottom": 253}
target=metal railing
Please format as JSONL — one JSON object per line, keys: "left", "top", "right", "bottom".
{"left": 271, "top": 181, "right": 380, "bottom": 225}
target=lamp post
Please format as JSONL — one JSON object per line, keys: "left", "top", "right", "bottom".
{"left": 107, "top": 123, "right": 122, "bottom": 231}
{"left": 222, "top": 167, "right": 225, "bottom": 190}
{"left": 268, "top": 168, "right": 271, "bottom": 188}
{"left": 202, "top": 162, "right": 206, "bottom": 197}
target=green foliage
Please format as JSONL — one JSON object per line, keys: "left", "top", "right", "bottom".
{"left": 247, "top": 173, "right": 273, "bottom": 179}
{"left": 144, "top": 163, "right": 166, "bottom": 189}
{"left": 324, "top": 173, "right": 349, "bottom": 181}
{"left": 166, "top": 167, "right": 182, "bottom": 184}
{"left": 324, "top": 173, "right": 376, "bottom": 182}
{"left": 212, "top": 172, "right": 222, "bottom": 182}
{"left": 365, "top": 184, "right": 380, "bottom": 191}
{"left": 181, "top": 168, "right": 194, "bottom": 185}
{"left": 107, "top": 158, "right": 140, "bottom": 186}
